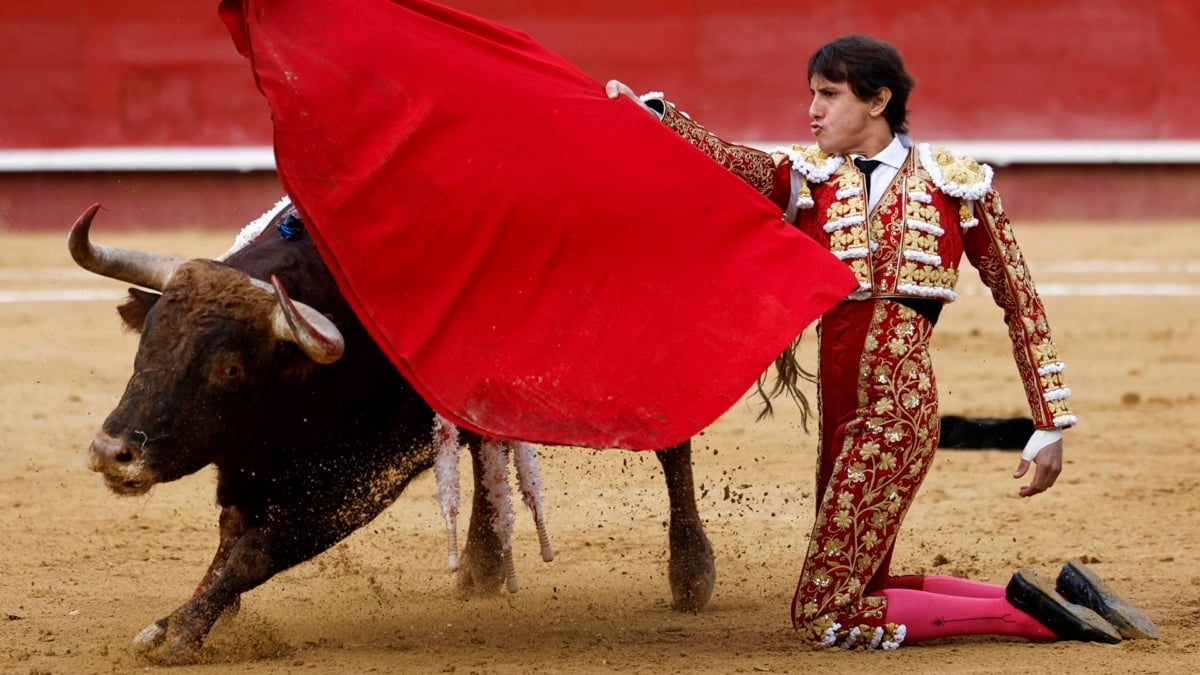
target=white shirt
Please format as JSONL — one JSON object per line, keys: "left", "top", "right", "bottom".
{"left": 851, "top": 134, "right": 911, "bottom": 213}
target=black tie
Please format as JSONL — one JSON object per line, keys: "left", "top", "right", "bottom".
{"left": 854, "top": 158, "right": 882, "bottom": 199}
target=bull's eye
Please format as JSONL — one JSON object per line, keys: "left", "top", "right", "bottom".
{"left": 212, "top": 356, "right": 247, "bottom": 384}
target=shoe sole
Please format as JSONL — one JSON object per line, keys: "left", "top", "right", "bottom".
{"left": 1057, "top": 559, "right": 1159, "bottom": 640}
{"left": 1007, "top": 568, "right": 1122, "bottom": 644}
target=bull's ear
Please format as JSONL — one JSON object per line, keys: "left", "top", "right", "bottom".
{"left": 116, "top": 287, "right": 161, "bottom": 332}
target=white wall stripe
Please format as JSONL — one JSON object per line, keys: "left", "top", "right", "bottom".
{"left": 0, "top": 147, "right": 275, "bottom": 173}
{"left": 3, "top": 140, "right": 1200, "bottom": 173}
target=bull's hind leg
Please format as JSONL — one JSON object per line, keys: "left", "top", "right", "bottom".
{"left": 656, "top": 440, "right": 715, "bottom": 612}
{"left": 454, "top": 432, "right": 508, "bottom": 595}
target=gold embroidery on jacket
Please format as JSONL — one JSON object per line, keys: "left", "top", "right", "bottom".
{"left": 966, "top": 192, "right": 1076, "bottom": 428}
{"left": 811, "top": 152, "right": 961, "bottom": 301}
{"left": 660, "top": 104, "right": 776, "bottom": 196}
{"left": 658, "top": 124, "right": 1076, "bottom": 430}
{"left": 824, "top": 172, "right": 871, "bottom": 290}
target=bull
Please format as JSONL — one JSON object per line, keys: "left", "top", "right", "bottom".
{"left": 71, "top": 202, "right": 715, "bottom": 664}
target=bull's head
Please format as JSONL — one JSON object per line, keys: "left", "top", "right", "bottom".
{"left": 70, "top": 205, "right": 346, "bottom": 495}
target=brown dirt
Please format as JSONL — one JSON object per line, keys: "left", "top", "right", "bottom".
{"left": 2, "top": 223, "right": 1198, "bottom": 674}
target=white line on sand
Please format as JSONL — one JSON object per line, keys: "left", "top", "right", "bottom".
{"left": 0, "top": 289, "right": 128, "bottom": 303}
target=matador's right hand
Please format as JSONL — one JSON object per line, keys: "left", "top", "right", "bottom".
{"left": 1013, "top": 433, "right": 1063, "bottom": 498}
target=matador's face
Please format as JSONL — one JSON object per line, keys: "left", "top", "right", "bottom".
{"left": 807, "top": 75, "right": 891, "bottom": 158}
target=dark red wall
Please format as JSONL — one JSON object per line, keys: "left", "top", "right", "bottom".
{"left": 3, "top": 0, "right": 1196, "bottom": 148}
{"left": 447, "top": 0, "right": 1200, "bottom": 143}
{"left": 1, "top": 1, "right": 262, "bottom": 148}
{"left": 1, "top": 1, "right": 1197, "bottom": 229}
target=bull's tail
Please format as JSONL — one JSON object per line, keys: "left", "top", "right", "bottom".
{"left": 753, "top": 332, "right": 816, "bottom": 429}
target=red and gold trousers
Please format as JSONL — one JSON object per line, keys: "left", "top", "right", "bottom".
{"left": 792, "top": 298, "right": 941, "bottom": 648}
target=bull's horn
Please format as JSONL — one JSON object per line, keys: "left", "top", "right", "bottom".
{"left": 67, "top": 204, "right": 182, "bottom": 291}
{"left": 268, "top": 275, "right": 345, "bottom": 364}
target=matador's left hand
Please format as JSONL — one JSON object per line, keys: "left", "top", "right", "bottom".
{"left": 1013, "top": 436, "right": 1062, "bottom": 497}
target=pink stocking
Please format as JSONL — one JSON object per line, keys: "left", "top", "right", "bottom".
{"left": 885, "top": 574, "right": 1005, "bottom": 598}
{"left": 881, "top": 588, "right": 1057, "bottom": 643}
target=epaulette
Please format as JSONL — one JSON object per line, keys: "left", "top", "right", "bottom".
{"left": 917, "top": 143, "right": 993, "bottom": 200}
{"left": 774, "top": 143, "right": 844, "bottom": 184}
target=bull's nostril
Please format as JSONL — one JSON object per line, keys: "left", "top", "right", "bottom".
{"left": 90, "top": 432, "right": 143, "bottom": 470}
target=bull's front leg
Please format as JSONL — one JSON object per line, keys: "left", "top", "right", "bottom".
{"left": 656, "top": 439, "right": 715, "bottom": 613}
{"left": 189, "top": 504, "right": 247, "bottom": 614}
{"left": 132, "top": 481, "right": 404, "bottom": 664}
{"left": 131, "top": 513, "right": 275, "bottom": 665}
{"left": 129, "top": 504, "right": 248, "bottom": 661}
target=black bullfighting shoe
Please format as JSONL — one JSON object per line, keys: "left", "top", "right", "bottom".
{"left": 1006, "top": 568, "right": 1122, "bottom": 644}
{"left": 1055, "top": 559, "right": 1160, "bottom": 640}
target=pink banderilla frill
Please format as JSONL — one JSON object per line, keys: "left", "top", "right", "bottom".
{"left": 431, "top": 414, "right": 554, "bottom": 592}
{"left": 432, "top": 414, "right": 462, "bottom": 571}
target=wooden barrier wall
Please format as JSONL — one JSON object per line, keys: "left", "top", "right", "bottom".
{"left": 1, "top": 1, "right": 1197, "bottom": 227}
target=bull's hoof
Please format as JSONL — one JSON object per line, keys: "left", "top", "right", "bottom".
{"left": 132, "top": 619, "right": 167, "bottom": 649}
{"left": 132, "top": 618, "right": 204, "bottom": 665}
{"left": 668, "top": 534, "right": 715, "bottom": 613}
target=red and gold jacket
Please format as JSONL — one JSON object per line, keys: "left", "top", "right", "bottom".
{"left": 659, "top": 104, "right": 1076, "bottom": 430}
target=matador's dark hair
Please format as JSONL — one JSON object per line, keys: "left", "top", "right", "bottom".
{"left": 807, "top": 34, "right": 916, "bottom": 135}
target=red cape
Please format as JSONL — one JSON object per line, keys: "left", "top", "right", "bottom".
{"left": 219, "top": 0, "right": 856, "bottom": 449}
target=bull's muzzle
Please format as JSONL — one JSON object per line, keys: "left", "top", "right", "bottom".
{"left": 88, "top": 431, "right": 156, "bottom": 496}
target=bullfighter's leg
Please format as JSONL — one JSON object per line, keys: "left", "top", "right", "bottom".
{"left": 656, "top": 440, "right": 715, "bottom": 613}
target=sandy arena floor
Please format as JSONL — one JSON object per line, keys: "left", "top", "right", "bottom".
{"left": 2, "top": 221, "right": 1198, "bottom": 674}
